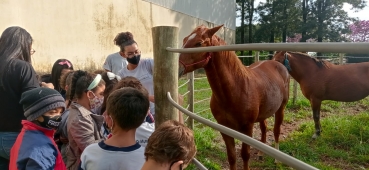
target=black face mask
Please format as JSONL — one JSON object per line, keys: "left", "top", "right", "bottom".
{"left": 38, "top": 115, "right": 62, "bottom": 129}
{"left": 127, "top": 55, "right": 141, "bottom": 65}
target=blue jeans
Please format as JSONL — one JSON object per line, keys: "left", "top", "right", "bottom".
{"left": 0, "top": 132, "right": 18, "bottom": 170}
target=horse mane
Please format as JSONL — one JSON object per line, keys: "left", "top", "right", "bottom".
{"left": 289, "top": 52, "right": 331, "bottom": 69}
{"left": 211, "top": 34, "right": 249, "bottom": 77}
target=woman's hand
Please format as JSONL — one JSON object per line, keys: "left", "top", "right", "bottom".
{"left": 41, "top": 82, "right": 54, "bottom": 89}
{"left": 149, "top": 95, "right": 155, "bottom": 103}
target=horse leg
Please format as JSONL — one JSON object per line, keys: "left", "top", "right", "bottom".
{"left": 220, "top": 133, "right": 237, "bottom": 170}
{"left": 310, "top": 99, "right": 322, "bottom": 139}
{"left": 273, "top": 105, "right": 285, "bottom": 163}
{"left": 241, "top": 123, "right": 254, "bottom": 170}
{"left": 257, "top": 120, "right": 267, "bottom": 160}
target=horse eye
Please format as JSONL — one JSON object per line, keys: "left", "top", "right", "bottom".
{"left": 195, "top": 42, "right": 202, "bottom": 47}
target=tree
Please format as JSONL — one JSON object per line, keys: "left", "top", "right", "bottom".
{"left": 347, "top": 20, "right": 369, "bottom": 42}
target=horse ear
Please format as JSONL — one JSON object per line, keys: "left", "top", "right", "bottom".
{"left": 207, "top": 24, "right": 224, "bottom": 37}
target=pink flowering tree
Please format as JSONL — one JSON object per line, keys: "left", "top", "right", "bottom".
{"left": 347, "top": 20, "right": 369, "bottom": 42}
{"left": 287, "top": 33, "right": 316, "bottom": 43}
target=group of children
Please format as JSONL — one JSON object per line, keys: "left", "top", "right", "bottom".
{"left": 10, "top": 67, "right": 196, "bottom": 170}
{"left": 0, "top": 26, "right": 195, "bottom": 170}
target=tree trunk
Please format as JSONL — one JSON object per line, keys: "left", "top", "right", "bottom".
{"left": 269, "top": 0, "right": 275, "bottom": 54}
{"left": 282, "top": 2, "right": 287, "bottom": 42}
{"left": 241, "top": 0, "right": 245, "bottom": 56}
{"left": 301, "top": 0, "right": 308, "bottom": 42}
{"left": 248, "top": 0, "right": 254, "bottom": 55}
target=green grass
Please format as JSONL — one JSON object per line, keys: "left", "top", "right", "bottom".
{"left": 179, "top": 75, "right": 369, "bottom": 170}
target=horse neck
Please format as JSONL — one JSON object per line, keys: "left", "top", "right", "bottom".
{"left": 204, "top": 51, "right": 250, "bottom": 96}
{"left": 289, "top": 54, "right": 317, "bottom": 82}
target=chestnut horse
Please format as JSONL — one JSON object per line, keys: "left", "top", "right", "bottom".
{"left": 273, "top": 51, "right": 369, "bottom": 139}
{"left": 178, "top": 25, "right": 290, "bottom": 170}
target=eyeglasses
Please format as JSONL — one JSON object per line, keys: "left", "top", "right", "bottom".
{"left": 126, "top": 50, "right": 141, "bottom": 58}
{"left": 30, "top": 49, "right": 36, "bottom": 55}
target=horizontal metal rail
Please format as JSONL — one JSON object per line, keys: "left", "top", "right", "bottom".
{"left": 182, "top": 90, "right": 190, "bottom": 96}
{"left": 194, "top": 88, "right": 212, "bottom": 92}
{"left": 178, "top": 79, "right": 190, "bottom": 89}
{"left": 194, "top": 97, "right": 211, "bottom": 104}
{"left": 194, "top": 77, "right": 208, "bottom": 80}
{"left": 196, "top": 108, "right": 211, "bottom": 114}
{"left": 167, "top": 92, "right": 318, "bottom": 170}
{"left": 167, "top": 42, "right": 369, "bottom": 54}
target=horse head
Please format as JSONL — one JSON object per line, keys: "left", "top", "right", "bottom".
{"left": 178, "top": 25, "right": 224, "bottom": 77}
{"left": 273, "top": 51, "right": 292, "bottom": 72}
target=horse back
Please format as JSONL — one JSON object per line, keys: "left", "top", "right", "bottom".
{"left": 248, "top": 60, "right": 290, "bottom": 120}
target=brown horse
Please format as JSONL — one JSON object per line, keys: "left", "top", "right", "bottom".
{"left": 178, "top": 25, "right": 290, "bottom": 170}
{"left": 273, "top": 51, "right": 369, "bottom": 139}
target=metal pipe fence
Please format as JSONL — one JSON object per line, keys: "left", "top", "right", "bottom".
{"left": 167, "top": 92, "right": 319, "bottom": 170}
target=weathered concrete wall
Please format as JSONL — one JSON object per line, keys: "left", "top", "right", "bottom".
{"left": 0, "top": 0, "right": 235, "bottom": 72}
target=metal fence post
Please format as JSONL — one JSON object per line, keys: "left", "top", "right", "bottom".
{"left": 255, "top": 51, "right": 259, "bottom": 62}
{"left": 339, "top": 53, "right": 344, "bottom": 65}
{"left": 292, "top": 78, "right": 298, "bottom": 105}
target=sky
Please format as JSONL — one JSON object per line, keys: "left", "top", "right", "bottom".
{"left": 236, "top": 0, "right": 369, "bottom": 26}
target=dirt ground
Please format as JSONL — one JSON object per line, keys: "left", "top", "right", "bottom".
{"left": 216, "top": 104, "right": 367, "bottom": 170}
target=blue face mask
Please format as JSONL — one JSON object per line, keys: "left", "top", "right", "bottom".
{"left": 127, "top": 55, "right": 141, "bottom": 65}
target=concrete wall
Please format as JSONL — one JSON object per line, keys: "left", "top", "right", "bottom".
{"left": 0, "top": 0, "right": 235, "bottom": 72}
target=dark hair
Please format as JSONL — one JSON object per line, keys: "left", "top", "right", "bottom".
{"left": 114, "top": 32, "right": 137, "bottom": 52}
{"left": 51, "top": 59, "right": 74, "bottom": 92}
{"left": 99, "top": 71, "right": 120, "bottom": 113}
{"left": 0, "top": 26, "right": 33, "bottom": 86}
{"left": 60, "top": 70, "right": 75, "bottom": 100}
{"left": 144, "top": 120, "right": 196, "bottom": 165}
{"left": 69, "top": 70, "right": 105, "bottom": 106}
{"left": 101, "top": 76, "right": 149, "bottom": 113}
{"left": 106, "top": 87, "right": 149, "bottom": 130}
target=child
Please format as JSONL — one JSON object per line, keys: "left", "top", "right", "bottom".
{"left": 66, "top": 70, "right": 105, "bottom": 169}
{"left": 80, "top": 87, "right": 149, "bottom": 170}
{"left": 9, "top": 87, "right": 66, "bottom": 170}
{"left": 141, "top": 120, "right": 197, "bottom": 170}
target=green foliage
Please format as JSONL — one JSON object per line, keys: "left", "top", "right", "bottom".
{"left": 180, "top": 74, "right": 369, "bottom": 170}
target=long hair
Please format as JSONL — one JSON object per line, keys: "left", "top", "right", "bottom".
{"left": 51, "top": 59, "right": 74, "bottom": 92}
{"left": 0, "top": 26, "right": 33, "bottom": 86}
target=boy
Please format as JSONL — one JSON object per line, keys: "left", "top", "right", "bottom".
{"left": 9, "top": 87, "right": 66, "bottom": 170}
{"left": 141, "top": 120, "right": 197, "bottom": 170}
{"left": 80, "top": 87, "right": 149, "bottom": 170}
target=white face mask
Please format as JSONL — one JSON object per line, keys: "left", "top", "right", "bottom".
{"left": 88, "top": 91, "right": 104, "bottom": 114}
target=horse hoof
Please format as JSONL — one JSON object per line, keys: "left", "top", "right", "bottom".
{"left": 312, "top": 133, "right": 319, "bottom": 139}
{"left": 258, "top": 156, "right": 263, "bottom": 160}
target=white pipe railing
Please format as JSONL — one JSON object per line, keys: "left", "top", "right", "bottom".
{"left": 167, "top": 42, "right": 369, "bottom": 54}
{"left": 167, "top": 92, "right": 318, "bottom": 170}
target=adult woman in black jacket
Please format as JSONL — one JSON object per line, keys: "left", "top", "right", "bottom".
{"left": 0, "top": 26, "right": 41, "bottom": 169}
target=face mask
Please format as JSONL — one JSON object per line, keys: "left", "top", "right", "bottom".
{"left": 89, "top": 92, "right": 104, "bottom": 114}
{"left": 38, "top": 115, "right": 62, "bottom": 129}
{"left": 127, "top": 55, "right": 141, "bottom": 65}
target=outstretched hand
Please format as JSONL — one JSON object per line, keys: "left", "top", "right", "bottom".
{"left": 41, "top": 82, "right": 54, "bottom": 89}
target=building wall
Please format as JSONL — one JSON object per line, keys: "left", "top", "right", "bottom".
{"left": 0, "top": 0, "right": 235, "bottom": 72}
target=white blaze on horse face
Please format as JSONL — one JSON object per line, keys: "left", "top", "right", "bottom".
{"left": 182, "top": 33, "right": 197, "bottom": 48}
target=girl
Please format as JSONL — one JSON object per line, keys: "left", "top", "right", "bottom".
{"left": 51, "top": 59, "right": 74, "bottom": 99}
{"left": 66, "top": 70, "right": 105, "bottom": 170}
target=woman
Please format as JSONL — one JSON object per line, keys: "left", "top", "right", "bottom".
{"left": 116, "top": 32, "right": 156, "bottom": 115}
{"left": 66, "top": 70, "right": 105, "bottom": 170}
{"left": 116, "top": 32, "right": 183, "bottom": 122}
{"left": 51, "top": 59, "right": 74, "bottom": 99}
{"left": 0, "top": 26, "right": 39, "bottom": 169}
